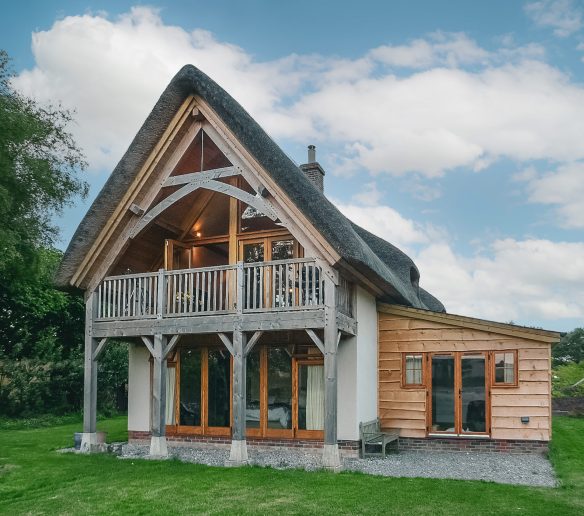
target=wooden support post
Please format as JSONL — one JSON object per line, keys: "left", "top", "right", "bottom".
{"left": 150, "top": 333, "right": 168, "bottom": 457}
{"left": 227, "top": 329, "right": 248, "bottom": 466}
{"left": 156, "top": 269, "right": 166, "bottom": 319}
{"left": 236, "top": 261, "right": 245, "bottom": 314}
{"left": 81, "top": 292, "right": 101, "bottom": 453}
{"left": 322, "top": 278, "right": 342, "bottom": 471}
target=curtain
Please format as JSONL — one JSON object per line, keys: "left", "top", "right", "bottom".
{"left": 306, "top": 365, "right": 324, "bottom": 430}
{"left": 165, "top": 366, "right": 176, "bottom": 425}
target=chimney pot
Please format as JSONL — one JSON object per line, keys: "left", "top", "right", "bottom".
{"left": 308, "top": 145, "right": 316, "bottom": 163}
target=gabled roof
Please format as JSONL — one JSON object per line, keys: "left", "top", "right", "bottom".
{"left": 56, "top": 65, "right": 444, "bottom": 312}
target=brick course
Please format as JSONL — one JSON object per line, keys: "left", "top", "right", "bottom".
{"left": 128, "top": 432, "right": 547, "bottom": 455}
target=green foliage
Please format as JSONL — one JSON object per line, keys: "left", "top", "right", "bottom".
{"left": 553, "top": 328, "right": 584, "bottom": 366}
{"left": 0, "top": 49, "right": 87, "bottom": 285}
{"left": 553, "top": 362, "right": 584, "bottom": 398}
{"left": 0, "top": 51, "right": 127, "bottom": 418}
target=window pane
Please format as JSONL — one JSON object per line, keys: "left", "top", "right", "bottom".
{"left": 246, "top": 349, "right": 261, "bottom": 429}
{"left": 494, "top": 352, "right": 515, "bottom": 384}
{"left": 271, "top": 240, "right": 294, "bottom": 261}
{"left": 207, "top": 349, "right": 230, "bottom": 427}
{"left": 405, "top": 354, "right": 422, "bottom": 385}
{"left": 179, "top": 348, "right": 201, "bottom": 426}
{"left": 298, "top": 364, "right": 324, "bottom": 431}
{"left": 267, "top": 347, "right": 292, "bottom": 429}
{"left": 431, "top": 355, "right": 455, "bottom": 432}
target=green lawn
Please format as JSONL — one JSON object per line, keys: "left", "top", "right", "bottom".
{"left": 0, "top": 417, "right": 582, "bottom": 515}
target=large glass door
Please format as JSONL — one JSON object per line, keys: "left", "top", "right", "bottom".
{"left": 460, "top": 353, "right": 487, "bottom": 434}
{"left": 430, "top": 354, "right": 456, "bottom": 433}
{"left": 174, "top": 346, "right": 231, "bottom": 436}
{"left": 429, "top": 352, "right": 489, "bottom": 436}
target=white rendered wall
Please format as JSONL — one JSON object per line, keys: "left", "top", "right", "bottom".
{"left": 337, "top": 286, "right": 378, "bottom": 441}
{"left": 128, "top": 343, "right": 150, "bottom": 432}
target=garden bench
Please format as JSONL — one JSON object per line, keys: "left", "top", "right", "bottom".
{"left": 359, "top": 418, "right": 400, "bottom": 458}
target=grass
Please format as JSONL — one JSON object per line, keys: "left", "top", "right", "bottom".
{"left": 0, "top": 417, "right": 582, "bottom": 515}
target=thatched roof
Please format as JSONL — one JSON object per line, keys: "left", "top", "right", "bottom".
{"left": 56, "top": 65, "right": 444, "bottom": 312}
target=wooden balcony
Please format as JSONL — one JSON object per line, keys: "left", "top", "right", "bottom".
{"left": 91, "top": 258, "right": 356, "bottom": 338}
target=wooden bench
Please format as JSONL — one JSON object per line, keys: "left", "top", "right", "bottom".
{"left": 359, "top": 418, "right": 400, "bottom": 458}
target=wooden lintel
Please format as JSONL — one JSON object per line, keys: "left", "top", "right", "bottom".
{"left": 140, "top": 335, "right": 155, "bottom": 356}
{"left": 305, "top": 329, "right": 325, "bottom": 354}
{"left": 217, "top": 332, "right": 234, "bottom": 355}
{"left": 92, "top": 337, "right": 109, "bottom": 361}
{"left": 163, "top": 334, "right": 181, "bottom": 359}
{"left": 244, "top": 331, "right": 263, "bottom": 356}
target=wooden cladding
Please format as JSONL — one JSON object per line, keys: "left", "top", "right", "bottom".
{"left": 378, "top": 311, "right": 552, "bottom": 441}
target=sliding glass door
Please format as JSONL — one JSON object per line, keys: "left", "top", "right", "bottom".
{"left": 429, "top": 352, "right": 489, "bottom": 436}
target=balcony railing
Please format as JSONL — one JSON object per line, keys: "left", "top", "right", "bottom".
{"left": 94, "top": 258, "right": 342, "bottom": 321}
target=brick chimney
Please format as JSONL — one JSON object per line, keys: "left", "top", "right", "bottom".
{"left": 300, "top": 145, "right": 325, "bottom": 193}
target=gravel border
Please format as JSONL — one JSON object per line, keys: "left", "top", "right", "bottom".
{"left": 119, "top": 444, "right": 556, "bottom": 487}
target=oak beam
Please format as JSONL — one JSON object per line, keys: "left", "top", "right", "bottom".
{"left": 81, "top": 293, "right": 100, "bottom": 452}
{"left": 150, "top": 333, "right": 168, "bottom": 457}
{"left": 227, "top": 329, "right": 249, "bottom": 466}
{"left": 162, "top": 166, "right": 238, "bottom": 186}
{"left": 322, "top": 280, "right": 341, "bottom": 471}
{"left": 244, "top": 331, "right": 263, "bottom": 356}
{"left": 305, "top": 329, "right": 325, "bottom": 355}
{"left": 92, "top": 337, "right": 109, "bottom": 361}
{"left": 163, "top": 334, "right": 181, "bottom": 359}
{"left": 218, "top": 332, "right": 235, "bottom": 356}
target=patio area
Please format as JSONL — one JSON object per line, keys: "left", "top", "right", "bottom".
{"left": 117, "top": 442, "right": 557, "bottom": 487}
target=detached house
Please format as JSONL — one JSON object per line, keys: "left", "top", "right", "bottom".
{"left": 57, "top": 65, "right": 559, "bottom": 470}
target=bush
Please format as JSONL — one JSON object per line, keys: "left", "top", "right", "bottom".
{"left": 552, "top": 362, "right": 584, "bottom": 398}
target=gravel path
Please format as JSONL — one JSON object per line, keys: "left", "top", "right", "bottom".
{"left": 119, "top": 444, "right": 556, "bottom": 487}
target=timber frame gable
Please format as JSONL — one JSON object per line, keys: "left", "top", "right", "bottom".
{"left": 70, "top": 97, "right": 339, "bottom": 295}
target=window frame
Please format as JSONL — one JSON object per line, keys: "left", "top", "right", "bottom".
{"left": 401, "top": 352, "right": 425, "bottom": 388}
{"left": 491, "top": 350, "right": 518, "bottom": 388}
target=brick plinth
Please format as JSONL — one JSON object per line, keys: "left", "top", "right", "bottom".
{"left": 128, "top": 431, "right": 360, "bottom": 457}
{"left": 399, "top": 437, "right": 549, "bottom": 454}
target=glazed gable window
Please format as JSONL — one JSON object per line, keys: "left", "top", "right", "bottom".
{"left": 492, "top": 351, "right": 518, "bottom": 387}
{"left": 402, "top": 353, "right": 424, "bottom": 387}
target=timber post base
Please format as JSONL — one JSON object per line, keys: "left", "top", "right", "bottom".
{"left": 149, "top": 436, "right": 169, "bottom": 457}
{"left": 226, "top": 439, "right": 249, "bottom": 466}
{"left": 80, "top": 432, "right": 107, "bottom": 453}
{"left": 322, "top": 443, "right": 342, "bottom": 472}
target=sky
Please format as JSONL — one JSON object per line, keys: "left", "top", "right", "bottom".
{"left": 2, "top": 0, "right": 584, "bottom": 331}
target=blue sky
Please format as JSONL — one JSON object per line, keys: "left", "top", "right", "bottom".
{"left": 2, "top": 1, "right": 584, "bottom": 331}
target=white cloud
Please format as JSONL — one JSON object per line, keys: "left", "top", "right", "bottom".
{"left": 521, "top": 161, "right": 584, "bottom": 228}
{"left": 12, "top": 8, "right": 584, "bottom": 180}
{"left": 369, "top": 32, "right": 490, "bottom": 69}
{"left": 525, "top": 0, "right": 583, "bottom": 37}
{"left": 337, "top": 198, "right": 584, "bottom": 324}
{"left": 334, "top": 202, "right": 438, "bottom": 253}
{"left": 351, "top": 181, "right": 384, "bottom": 206}
{"left": 11, "top": 7, "right": 313, "bottom": 169}
{"left": 416, "top": 238, "right": 584, "bottom": 323}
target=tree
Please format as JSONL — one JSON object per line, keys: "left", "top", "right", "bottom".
{"left": 0, "top": 49, "right": 88, "bottom": 286}
{"left": 553, "top": 328, "right": 584, "bottom": 366}
{"left": 0, "top": 50, "right": 100, "bottom": 416}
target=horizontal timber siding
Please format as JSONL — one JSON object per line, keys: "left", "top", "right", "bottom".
{"left": 378, "top": 311, "right": 552, "bottom": 441}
